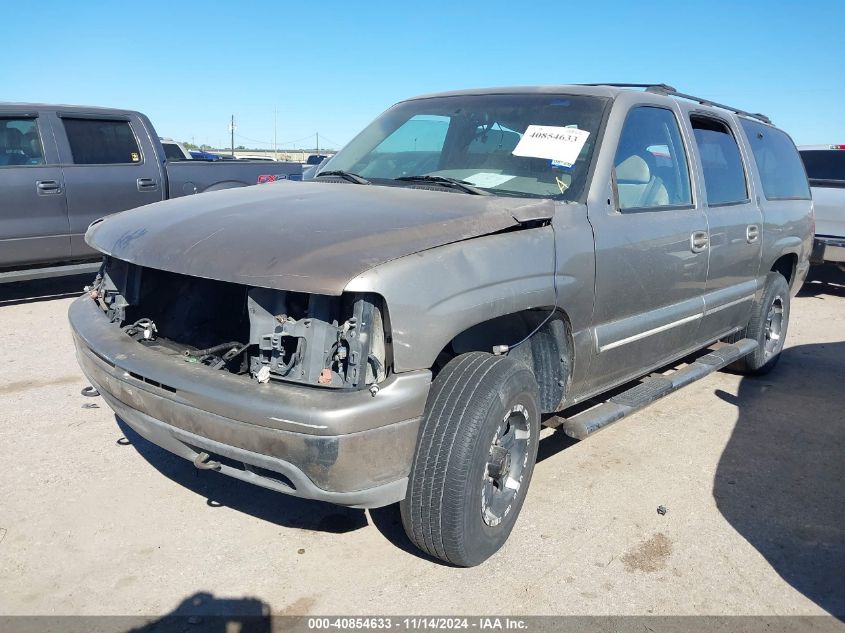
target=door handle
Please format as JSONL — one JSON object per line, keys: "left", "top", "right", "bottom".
{"left": 746, "top": 224, "right": 760, "bottom": 243}
{"left": 36, "top": 180, "right": 62, "bottom": 195}
{"left": 137, "top": 177, "right": 158, "bottom": 192}
{"left": 690, "top": 230, "right": 709, "bottom": 253}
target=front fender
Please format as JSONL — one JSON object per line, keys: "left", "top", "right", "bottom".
{"left": 345, "top": 220, "right": 595, "bottom": 373}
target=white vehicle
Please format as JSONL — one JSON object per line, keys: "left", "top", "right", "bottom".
{"left": 237, "top": 154, "right": 276, "bottom": 161}
{"left": 159, "top": 137, "right": 192, "bottom": 161}
{"left": 799, "top": 145, "right": 845, "bottom": 268}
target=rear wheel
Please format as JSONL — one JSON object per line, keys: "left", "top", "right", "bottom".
{"left": 729, "top": 271, "right": 790, "bottom": 375}
{"left": 400, "top": 352, "right": 540, "bottom": 567}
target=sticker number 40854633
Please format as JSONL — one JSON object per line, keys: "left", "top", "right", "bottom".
{"left": 512, "top": 125, "right": 590, "bottom": 166}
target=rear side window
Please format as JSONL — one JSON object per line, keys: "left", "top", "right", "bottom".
{"left": 0, "top": 118, "right": 45, "bottom": 166}
{"left": 740, "top": 119, "right": 810, "bottom": 200}
{"left": 63, "top": 118, "right": 142, "bottom": 165}
{"left": 614, "top": 106, "right": 692, "bottom": 210}
{"left": 800, "top": 150, "right": 845, "bottom": 186}
{"left": 690, "top": 115, "right": 748, "bottom": 205}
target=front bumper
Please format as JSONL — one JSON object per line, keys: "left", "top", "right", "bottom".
{"left": 69, "top": 296, "right": 431, "bottom": 508}
{"left": 811, "top": 235, "right": 845, "bottom": 264}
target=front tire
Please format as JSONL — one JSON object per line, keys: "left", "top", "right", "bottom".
{"left": 401, "top": 352, "right": 541, "bottom": 567}
{"left": 729, "top": 271, "right": 791, "bottom": 375}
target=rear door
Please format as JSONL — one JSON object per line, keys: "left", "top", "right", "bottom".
{"left": 0, "top": 110, "right": 70, "bottom": 268}
{"left": 687, "top": 112, "right": 763, "bottom": 340}
{"left": 52, "top": 112, "right": 164, "bottom": 258}
{"left": 584, "top": 104, "right": 709, "bottom": 394}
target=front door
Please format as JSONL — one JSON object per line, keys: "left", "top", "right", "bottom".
{"left": 0, "top": 113, "right": 70, "bottom": 268}
{"left": 583, "top": 105, "right": 709, "bottom": 396}
{"left": 52, "top": 113, "right": 164, "bottom": 258}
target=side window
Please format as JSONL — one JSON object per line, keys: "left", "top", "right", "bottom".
{"left": 739, "top": 119, "right": 810, "bottom": 200}
{"left": 63, "top": 118, "right": 142, "bottom": 165}
{"left": 690, "top": 116, "right": 748, "bottom": 205}
{"left": 614, "top": 107, "right": 692, "bottom": 210}
{"left": 0, "top": 118, "right": 45, "bottom": 166}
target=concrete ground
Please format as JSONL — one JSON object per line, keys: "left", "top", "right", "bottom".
{"left": 0, "top": 270, "right": 842, "bottom": 619}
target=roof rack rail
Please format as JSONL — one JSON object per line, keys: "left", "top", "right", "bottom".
{"left": 579, "top": 83, "right": 772, "bottom": 125}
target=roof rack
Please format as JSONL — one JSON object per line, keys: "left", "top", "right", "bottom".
{"left": 579, "top": 83, "right": 772, "bottom": 125}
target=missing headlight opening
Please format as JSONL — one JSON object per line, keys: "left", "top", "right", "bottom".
{"left": 92, "top": 258, "right": 389, "bottom": 389}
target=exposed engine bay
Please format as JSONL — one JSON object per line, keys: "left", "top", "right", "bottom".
{"left": 91, "top": 257, "right": 389, "bottom": 390}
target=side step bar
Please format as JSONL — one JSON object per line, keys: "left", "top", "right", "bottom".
{"left": 547, "top": 338, "right": 758, "bottom": 440}
{"left": 0, "top": 261, "right": 100, "bottom": 284}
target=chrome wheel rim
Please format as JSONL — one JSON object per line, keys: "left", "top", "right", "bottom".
{"left": 481, "top": 403, "right": 531, "bottom": 527}
{"left": 763, "top": 295, "right": 784, "bottom": 360}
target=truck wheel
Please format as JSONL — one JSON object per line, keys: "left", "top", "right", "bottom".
{"left": 400, "top": 352, "right": 540, "bottom": 566}
{"left": 729, "top": 271, "right": 790, "bottom": 375}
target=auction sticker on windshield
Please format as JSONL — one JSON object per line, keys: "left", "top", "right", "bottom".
{"left": 512, "top": 125, "right": 590, "bottom": 165}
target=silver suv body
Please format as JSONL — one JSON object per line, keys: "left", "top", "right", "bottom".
{"left": 69, "top": 85, "right": 813, "bottom": 566}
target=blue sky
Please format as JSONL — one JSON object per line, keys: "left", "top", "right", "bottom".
{"left": 4, "top": 0, "right": 843, "bottom": 150}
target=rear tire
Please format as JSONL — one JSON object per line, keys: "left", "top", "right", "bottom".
{"left": 728, "top": 271, "right": 790, "bottom": 375}
{"left": 401, "top": 352, "right": 541, "bottom": 567}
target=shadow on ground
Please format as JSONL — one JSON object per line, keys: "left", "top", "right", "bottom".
{"left": 0, "top": 272, "right": 93, "bottom": 306}
{"left": 714, "top": 340, "right": 845, "bottom": 617}
{"left": 116, "top": 418, "right": 369, "bottom": 534}
{"left": 118, "top": 414, "right": 581, "bottom": 566}
{"left": 368, "top": 427, "right": 578, "bottom": 565}
{"left": 125, "top": 592, "right": 273, "bottom": 632}
{"left": 799, "top": 264, "right": 845, "bottom": 299}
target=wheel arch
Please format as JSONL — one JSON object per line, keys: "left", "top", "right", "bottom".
{"left": 201, "top": 180, "right": 248, "bottom": 193}
{"left": 436, "top": 307, "right": 575, "bottom": 414}
{"left": 764, "top": 235, "right": 805, "bottom": 293}
{"left": 770, "top": 252, "right": 797, "bottom": 282}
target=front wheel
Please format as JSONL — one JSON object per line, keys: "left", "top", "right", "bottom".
{"left": 401, "top": 352, "right": 541, "bottom": 567}
{"left": 729, "top": 271, "right": 791, "bottom": 375}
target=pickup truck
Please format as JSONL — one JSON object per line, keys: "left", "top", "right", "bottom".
{"left": 69, "top": 84, "right": 812, "bottom": 566}
{"left": 0, "top": 103, "right": 302, "bottom": 282}
{"left": 799, "top": 145, "right": 845, "bottom": 269}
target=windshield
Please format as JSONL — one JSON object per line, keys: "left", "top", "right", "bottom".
{"left": 323, "top": 93, "right": 609, "bottom": 200}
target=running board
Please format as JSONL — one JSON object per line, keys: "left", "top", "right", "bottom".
{"left": 547, "top": 338, "right": 758, "bottom": 440}
{"left": 0, "top": 261, "right": 100, "bottom": 284}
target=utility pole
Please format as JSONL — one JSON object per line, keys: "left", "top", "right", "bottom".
{"left": 273, "top": 108, "right": 278, "bottom": 160}
{"left": 316, "top": 132, "right": 319, "bottom": 155}
{"left": 229, "top": 115, "right": 236, "bottom": 156}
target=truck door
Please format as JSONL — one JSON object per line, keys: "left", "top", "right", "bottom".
{"left": 688, "top": 114, "right": 763, "bottom": 340}
{"left": 583, "top": 104, "right": 709, "bottom": 395}
{"left": 52, "top": 112, "right": 164, "bottom": 258}
{"left": 0, "top": 111, "right": 70, "bottom": 268}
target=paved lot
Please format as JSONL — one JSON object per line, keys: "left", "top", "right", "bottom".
{"left": 0, "top": 271, "right": 843, "bottom": 618}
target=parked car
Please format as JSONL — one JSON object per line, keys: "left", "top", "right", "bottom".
{"left": 0, "top": 103, "right": 302, "bottom": 282}
{"left": 189, "top": 149, "right": 220, "bottom": 161}
{"left": 70, "top": 84, "right": 812, "bottom": 566}
{"left": 799, "top": 145, "right": 845, "bottom": 269}
{"left": 159, "top": 138, "right": 191, "bottom": 161}
{"left": 301, "top": 156, "right": 329, "bottom": 180}
{"left": 305, "top": 153, "right": 328, "bottom": 165}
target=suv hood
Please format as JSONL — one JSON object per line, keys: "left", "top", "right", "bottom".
{"left": 86, "top": 181, "right": 554, "bottom": 295}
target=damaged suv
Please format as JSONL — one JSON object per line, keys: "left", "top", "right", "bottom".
{"left": 70, "top": 84, "right": 813, "bottom": 566}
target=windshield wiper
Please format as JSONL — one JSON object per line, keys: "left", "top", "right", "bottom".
{"left": 394, "top": 175, "right": 490, "bottom": 195}
{"left": 315, "top": 170, "right": 370, "bottom": 185}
